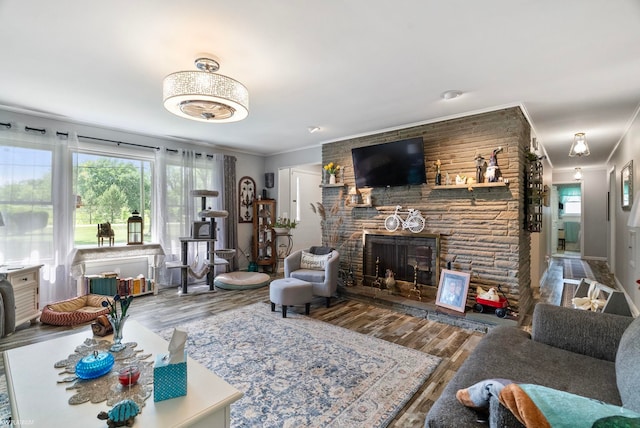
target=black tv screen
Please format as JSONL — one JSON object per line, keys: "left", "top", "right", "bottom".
{"left": 351, "top": 137, "right": 427, "bottom": 188}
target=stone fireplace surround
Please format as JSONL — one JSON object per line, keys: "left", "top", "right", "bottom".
{"left": 321, "top": 107, "right": 533, "bottom": 314}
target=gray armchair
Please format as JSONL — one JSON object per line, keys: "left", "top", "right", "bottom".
{"left": 284, "top": 247, "right": 339, "bottom": 307}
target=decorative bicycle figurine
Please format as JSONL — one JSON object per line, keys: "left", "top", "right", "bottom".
{"left": 384, "top": 205, "right": 425, "bottom": 233}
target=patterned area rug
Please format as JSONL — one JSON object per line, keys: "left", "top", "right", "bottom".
{"left": 561, "top": 282, "right": 577, "bottom": 308}
{"left": 563, "top": 258, "right": 596, "bottom": 281}
{"left": 157, "top": 303, "right": 441, "bottom": 428}
{"left": 0, "top": 354, "right": 10, "bottom": 427}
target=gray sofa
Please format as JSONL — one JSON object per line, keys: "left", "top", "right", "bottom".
{"left": 425, "top": 303, "right": 640, "bottom": 427}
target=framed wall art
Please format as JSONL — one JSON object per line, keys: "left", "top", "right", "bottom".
{"left": 621, "top": 160, "right": 633, "bottom": 210}
{"left": 435, "top": 269, "right": 470, "bottom": 313}
{"left": 239, "top": 176, "right": 256, "bottom": 223}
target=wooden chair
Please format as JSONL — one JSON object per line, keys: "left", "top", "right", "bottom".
{"left": 557, "top": 229, "right": 566, "bottom": 250}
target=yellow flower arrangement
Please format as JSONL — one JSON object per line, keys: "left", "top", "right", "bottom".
{"left": 434, "top": 159, "right": 441, "bottom": 173}
{"left": 324, "top": 162, "right": 341, "bottom": 175}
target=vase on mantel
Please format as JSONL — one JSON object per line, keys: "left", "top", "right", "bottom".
{"left": 108, "top": 314, "right": 129, "bottom": 352}
{"left": 329, "top": 174, "right": 336, "bottom": 184}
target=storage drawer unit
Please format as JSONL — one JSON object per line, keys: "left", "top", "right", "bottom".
{"left": 0, "top": 265, "right": 42, "bottom": 327}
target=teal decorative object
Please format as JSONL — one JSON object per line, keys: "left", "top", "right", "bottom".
{"left": 97, "top": 399, "right": 140, "bottom": 427}
{"left": 75, "top": 350, "right": 115, "bottom": 380}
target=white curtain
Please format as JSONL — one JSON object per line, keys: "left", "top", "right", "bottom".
{"left": 154, "top": 148, "right": 225, "bottom": 284}
{"left": 0, "top": 125, "right": 77, "bottom": 304}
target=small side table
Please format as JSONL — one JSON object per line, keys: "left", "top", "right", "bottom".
{"left": 275, "top": 233, "right": 293, "bottom": 272}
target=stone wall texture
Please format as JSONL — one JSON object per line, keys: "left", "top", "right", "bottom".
{"left": 320, "top": 107, "right": 533, "bottom": 312}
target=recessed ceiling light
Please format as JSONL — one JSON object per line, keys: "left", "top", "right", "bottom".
{"left": 441, "top": 90, "right": 463, "bottom": 100}
{"left": 308, "top": 126, "right": 321, "bottom": 134}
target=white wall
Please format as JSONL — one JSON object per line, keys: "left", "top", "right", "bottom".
{"left": 608, "top": 106, "right": 640, "bottom": 313}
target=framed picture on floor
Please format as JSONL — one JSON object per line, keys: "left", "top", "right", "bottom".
{"left": 435, "top": 269, "right": 470, "bottom": 313}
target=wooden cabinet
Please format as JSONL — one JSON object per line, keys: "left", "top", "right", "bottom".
{"left": 0, "top": 265, "right": 42, "bottom": 327}
{"left": 252, "top": 199, "right": 277, "bottom": 272}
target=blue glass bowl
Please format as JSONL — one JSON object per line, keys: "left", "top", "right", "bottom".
{"left": 75, "top": 351, "right": 115, "bottom": 379}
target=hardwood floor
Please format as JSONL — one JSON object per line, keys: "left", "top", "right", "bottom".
{"left": 0, "top": 260, "right": 574, "bottom": 427}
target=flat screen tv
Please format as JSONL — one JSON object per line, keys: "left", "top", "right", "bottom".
{"left": 351, "top": 137, "right": 427, "bottom": 188}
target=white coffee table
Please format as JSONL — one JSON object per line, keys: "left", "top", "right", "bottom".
{"left": 4, "top": 321, "right": 242, "bottom": 427}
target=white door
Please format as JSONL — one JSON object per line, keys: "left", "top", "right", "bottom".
{"left": 279, "top": 167, "right": 322, "bottom": 253}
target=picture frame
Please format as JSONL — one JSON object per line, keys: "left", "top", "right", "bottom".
{"left": 435, "top": 269, "right": 471, "bottom": 313}
{"left": 621, "top": 160, "right": 633, "bottom": 211}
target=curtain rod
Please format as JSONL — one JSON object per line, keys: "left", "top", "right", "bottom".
{"left": 165, "top": 148, "right": 215, "bottom": 159}
{"left": 78, "top": 135, "right": 160, "bottom": 151}
{"left": 1, "top": 122, "right": 217, "bottom": 157}
{"left": 25, "top": 126, "right": 46, "bottom": 134}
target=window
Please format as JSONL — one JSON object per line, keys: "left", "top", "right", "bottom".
{"left": 563, "top": 197, "right": 581, "bottom": 215}
{"left": 0, "top": 144, "right": 54, "bottom": 264}
{"left": 558, "top": 184, "right": 582, "bottom": 217}
{"left": 74, "top": 152, "right": 151, "bottom": 246}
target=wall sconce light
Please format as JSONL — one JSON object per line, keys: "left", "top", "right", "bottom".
{"left": 574, "top": 167, "right": 583, "bottom": 181}
{"left": 569, "top": 132, "right": 590, "bottom": 157}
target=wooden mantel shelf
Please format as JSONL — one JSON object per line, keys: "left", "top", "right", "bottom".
{"left": 432, "top": 182, "right": 509, "bottom": 190}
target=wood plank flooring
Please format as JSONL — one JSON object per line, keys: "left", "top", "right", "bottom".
{"left": 1, "top": 259, "right": 578, "bottom": 427}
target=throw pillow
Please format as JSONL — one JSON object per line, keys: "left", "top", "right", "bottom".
{"left": 457, "top": 379, "right": 640, "bottom": 428}
{"left": 309, "top": 246, "right": 334, "bottom": 255}
{"left": 300, "top": 251, "right": 331, "bottom": 270}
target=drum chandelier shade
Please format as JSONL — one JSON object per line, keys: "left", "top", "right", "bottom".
{"left": 163, "top": 58, "right": 249, "bottom": 123}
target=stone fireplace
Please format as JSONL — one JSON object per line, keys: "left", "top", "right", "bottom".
{"left": 321, "top": 107, "right": 534, "bottom": 313}
{"left": 363, "top": 231, "right": 440, "bottom": 292}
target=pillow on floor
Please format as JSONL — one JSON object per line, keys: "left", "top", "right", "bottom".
{"left": 300, "top": 251, "right": 332, "bottom": 270}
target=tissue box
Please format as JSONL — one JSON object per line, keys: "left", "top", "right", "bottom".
{"left": 153, "top": 351, "right": 187, "bottom": 402}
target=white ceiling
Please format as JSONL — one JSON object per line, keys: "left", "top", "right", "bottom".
{"left": 1, "top": 1, "right": 639, "bottom": 169}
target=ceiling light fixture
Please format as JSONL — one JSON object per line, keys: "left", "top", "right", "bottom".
{"left": 574, "top": 167, "right": 583, "bottom": 181}
{"left": 569, "top": 132, "right": 590, "bottom": 157}
{"left": 441, "top": 90, "right": 463, "bottom": 100}
{"left": 163, "top": 57, "right": 249, "bottom": 123}
{"left": 308, "top": 126, "right": 321, "bottom": 134}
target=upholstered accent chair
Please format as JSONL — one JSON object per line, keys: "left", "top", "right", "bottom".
{"left": 284, "top": 246, "right": 339, "bottom": 307}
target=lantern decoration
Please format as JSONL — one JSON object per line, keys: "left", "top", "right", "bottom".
{"left": 127, "top": 210, "right": 143, "bottom": 245}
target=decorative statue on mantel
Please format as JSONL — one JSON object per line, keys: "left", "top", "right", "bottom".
{"left": 485, "top": 147, "right": 503, "bottom": 183}
{"left": 474, "top": 154, "right": 485, "bottom": 184}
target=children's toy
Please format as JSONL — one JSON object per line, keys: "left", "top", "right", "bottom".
{"left": 473, "top": 284, "right": 516, "bottom": 318}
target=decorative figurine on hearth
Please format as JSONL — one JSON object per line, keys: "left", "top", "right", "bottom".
{"left": 385, "top": 269, "right": 396, "bottom": 293}
{"left": 97, "top": 399, "right": 140, "bottom": 427}
{"left": 486, "top": 147, "right": 503, "bottom": 183}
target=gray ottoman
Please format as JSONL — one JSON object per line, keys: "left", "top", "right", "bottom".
{"left": 270, "top": 278, "right": 313, "bottom": 318}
